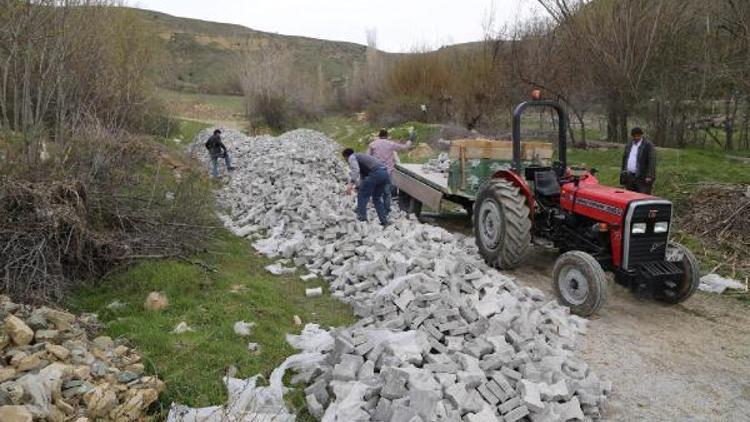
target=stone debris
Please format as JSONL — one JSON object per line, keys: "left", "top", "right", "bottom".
{"left": 699, "top": 273, "right": 747, "bottom": 294}
{"left": 294, "top": 315, "right": 303, "bottom": 327}
{"left": 105, "top": 300, "right": 127, "bottom": 311}
{"left": 423, "top": 152, "right": 451, "bottom": 173}
{"left": 301, "top": 273, "right": 319, "bottom": 282}
{"left": 265, "top": 263, "right": 297, "bottom": 275}
{"left": 233, "top": 321, "right": 256, "bottom": 337}
{"left": 144, "top": 292, "right": 169, "bottom": 311}
{"left": 0, "top": 296, "right": 163, "bottom": 420}
{"left": 171, "top": 322, "right": 195, "bottom": 334}
{"left": 169, "top": 128, "right": 609, "bottom": 421}
{"left": 306, "top": 287, "right": 324, "bottom": 298}
{"left": 247, "top": 343, "right": 259, "bottom": 352}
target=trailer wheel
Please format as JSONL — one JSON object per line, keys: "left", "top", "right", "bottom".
{"left": 397, "top": 191, "right": 422, "bottom": 216}
{"left": 553, "top": 251, "right": 607, "bottom": 316}
{"left": 473, "top": 179, "right": 531, "bottom": 269}
{"left": 661, "top": 242, "right": 700, "bottom": 304}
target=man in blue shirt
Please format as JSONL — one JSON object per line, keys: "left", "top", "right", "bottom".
{"left": 342, "top": 148, "right": 389, "bottom": 225}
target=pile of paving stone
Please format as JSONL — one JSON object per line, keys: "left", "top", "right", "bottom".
{"left": 177, "top": 128, "right": 609, "bottom": 421}
{"left": 423, "top": 153, "right": 452, "bottom": 173}
{"left": 0, "top": 296, "right": 163, "bottom": 421}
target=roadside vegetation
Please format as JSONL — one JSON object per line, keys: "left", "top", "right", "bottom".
{"left": 69, "top": 232, "right": 354, "bottom": 418}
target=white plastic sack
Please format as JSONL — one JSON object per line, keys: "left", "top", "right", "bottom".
{"left": 699, "top": 273, "right": 746, "bottom": 294}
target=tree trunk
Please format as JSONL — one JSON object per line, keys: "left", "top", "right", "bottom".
{"left": 607, "top": 101, "right": 628, "bottom": 143}
{"left": 724, "top": 94, "right": 736, "bottom": 151}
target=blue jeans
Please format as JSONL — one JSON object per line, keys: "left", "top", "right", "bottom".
{"left": 382, "top": 175, "right": 395, "bottom": 214}
{"left": 357, "top": 167, "right": 389, "bottom": 225}
{"left": 211, "top": 153, "right": 233, "bottom": 177}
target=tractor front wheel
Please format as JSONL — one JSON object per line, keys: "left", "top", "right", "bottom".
{"left": 473, "top": 179, "right": 531, "bottom": 269}
{"left": 553, "top": 251, "right": 607, "bottom": 316}
{"left": 661, "top": 242, "right": 700, "bottom": 304}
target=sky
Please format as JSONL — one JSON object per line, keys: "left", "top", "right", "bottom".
{"left": 132, "top": 0, "right": 543, "bottom": 52}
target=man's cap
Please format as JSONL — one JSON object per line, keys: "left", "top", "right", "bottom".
{"left": 631, "top": 127, "right": 643, "bottom": 136}
{"left": 214, "top": 129, "right": 222, "bottom": 134}
{"left": 378, "top": 129, "right": 388, "bottom": 138}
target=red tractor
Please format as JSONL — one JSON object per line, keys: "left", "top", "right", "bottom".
{"left": 472, "top": 99, "right": 700, "bottom": 315}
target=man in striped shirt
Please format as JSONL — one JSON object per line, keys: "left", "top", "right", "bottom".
{"left": 368, "top": 128, "right": 415, "bottom": 212}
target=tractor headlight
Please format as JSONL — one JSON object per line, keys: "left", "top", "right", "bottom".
{"left": 654, "top": 221, "right": 669, "bottom": 233}
{"left": 631, "top": 223, "right": 647, "bottom": 234}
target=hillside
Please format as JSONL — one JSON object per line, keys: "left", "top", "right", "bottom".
{"left": 126, "top": 8, "right": 372, "bottom": 94}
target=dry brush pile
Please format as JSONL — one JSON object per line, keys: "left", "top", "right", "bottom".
{"left": 0, "top": 130, "right": 216, "bottom": 303}
{"left": 678, "top": 184, "right": 750, "bottom": 278}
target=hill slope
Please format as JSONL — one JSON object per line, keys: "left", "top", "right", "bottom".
{"left": 127, "top": 8, "right": 371, "bottom": 94}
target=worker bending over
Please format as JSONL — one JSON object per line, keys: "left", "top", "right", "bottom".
{"left": 342, "top": 148, "right": 389, "bottom": 226}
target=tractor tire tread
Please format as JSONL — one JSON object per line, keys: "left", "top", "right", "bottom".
{"left": 474, "top": 179, "right": 532, "bottom": 269}
{"left": 661, "top": 242, "right": 700, "bottom": 304}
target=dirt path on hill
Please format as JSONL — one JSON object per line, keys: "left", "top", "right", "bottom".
{"left": 422, "top": 215, "right": 750, "bottom": 421}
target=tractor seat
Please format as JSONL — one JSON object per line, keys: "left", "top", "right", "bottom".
{"left": 534, "top": 170, "right": 561, "bottom": 197}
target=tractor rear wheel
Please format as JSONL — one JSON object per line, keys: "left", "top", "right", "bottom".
{"left": 473, "top": 179, "right": 532, "bottom": 269}
{"left": 661, "top": 242, "right": 700, "bottom": 304}
{"left": 553, "top": 251, "right": 607, "bottom": 316}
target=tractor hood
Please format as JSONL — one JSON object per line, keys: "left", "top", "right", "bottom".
{"left": 560, "top": 182, "right": 654, "bottom": 225}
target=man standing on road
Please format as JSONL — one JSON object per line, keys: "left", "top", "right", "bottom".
{"left": 368, "top": 128, "right": 415, "bottom": 212}
{"left": 620, "top": 127, "right": 656, "bottom": 194}
{"left": 205, "top": 129, "right": 235, "bottom": 178}
{"left": 342, "top": 148, "right": 389, "bottom": 226}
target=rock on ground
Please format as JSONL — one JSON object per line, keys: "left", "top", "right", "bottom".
{"left": 0, "top": 296, "right": 164, "bottom": 420}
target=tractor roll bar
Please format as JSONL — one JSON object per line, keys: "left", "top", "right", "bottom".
{"left": 512, "top": 100, "right": 568, "bottom": 171}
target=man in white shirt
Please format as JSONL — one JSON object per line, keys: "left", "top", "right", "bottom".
{"left": 620, "top": 127, "right": 656, "bottom": 194}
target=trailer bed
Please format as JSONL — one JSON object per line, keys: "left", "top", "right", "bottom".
{"left": 392, "top": 163, "right": 453, "bottom": 211}
{"left": 395, "top": 163, "right": 450, "bottom": 192}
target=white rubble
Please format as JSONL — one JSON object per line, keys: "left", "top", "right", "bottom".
{"left": 171, "top": 321, "right": 195, "bottom": 334}
{"left": 233, "top": 321, "right": 256, "bottom": 338}
{"left": 699, "top": 273, "right": 747, "bottom": 294}
{"left": 306, "top": 287, "right": 324, "bottom": 298}
{"left": 423, "top": 152, "right": 451, "bottom": 173}
{"left": 169, "top": 128, "right": 609, "bottom": 421}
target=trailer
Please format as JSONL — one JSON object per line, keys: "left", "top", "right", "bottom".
{"left": 393, "top": 139, "right": 555, "bottom": 217}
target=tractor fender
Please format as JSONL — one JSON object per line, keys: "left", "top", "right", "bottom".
{"left": 491, "top": 170, "right": 535, "bottom": 217}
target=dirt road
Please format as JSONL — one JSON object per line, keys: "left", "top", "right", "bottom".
{"left": 422, "top": 215, "right": 750, "bottom": 421}
{"left": 506, "top": 247, "right": 750, "bottom": 421}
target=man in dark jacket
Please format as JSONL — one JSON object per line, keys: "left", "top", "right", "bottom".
{"left": 620, "top": 127, "right": 656, "bottom": 194}
{"left": 205, "top": 129, "right": 235, "bottom": 177}
{"left": 342, "top": 148, "right": 389, "bottom": 225}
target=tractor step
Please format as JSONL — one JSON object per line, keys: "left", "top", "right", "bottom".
{"left": 616, "top": 260, "right": 685, "bottom": 298}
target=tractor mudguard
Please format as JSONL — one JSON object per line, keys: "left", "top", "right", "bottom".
{"left": 491, "top": 170, "right": 535, "bottom": 217}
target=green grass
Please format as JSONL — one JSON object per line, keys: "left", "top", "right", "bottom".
{"left": 68, "top": 231, "right": 354, "bottom": 419}
{"left": 161, "top": 89, "right": 246, "bottom": 117}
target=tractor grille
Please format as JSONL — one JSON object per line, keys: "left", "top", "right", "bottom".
{"left": 626, "top": 203, "right": 672, "bottom": 266}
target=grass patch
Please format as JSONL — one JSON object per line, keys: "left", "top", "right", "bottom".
{"left": 68, "top": 231, "right": 354, "bottom": 418}
{"left": 160, "top": 89, "right": 246, "bottom": 127}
